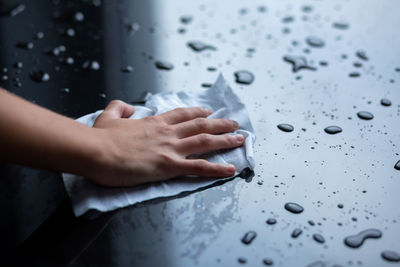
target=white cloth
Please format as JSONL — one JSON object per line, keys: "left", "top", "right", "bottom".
{"left": 62, "top": 74, "right": 255, "bottom": 216}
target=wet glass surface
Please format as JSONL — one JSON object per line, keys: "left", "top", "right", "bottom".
{"left": 1, "top": 0, "right": 400, "bottom": 266}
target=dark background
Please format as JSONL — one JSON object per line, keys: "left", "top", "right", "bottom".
{"left": 0, "top": 0, "right": 399, "bottom": 266}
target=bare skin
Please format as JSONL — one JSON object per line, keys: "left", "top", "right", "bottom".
{"left": 0, "top": 88, "right": 244, "bottom": 187}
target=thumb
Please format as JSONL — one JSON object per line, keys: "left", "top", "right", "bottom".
{"left": 103, "top": 100, "right": 135, "bottom": 119}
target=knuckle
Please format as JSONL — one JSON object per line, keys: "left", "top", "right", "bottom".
{"left": 109, "top": 99, "right": 124, "bottom": 106}
{"left": 197, "top": 133, "right": 212, "bottom": 144}
{"left": 194, "top": 118, "right": 208, "bottom": 130}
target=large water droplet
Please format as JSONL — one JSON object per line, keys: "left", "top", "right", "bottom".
{"left": 380, "top": 98, "right": 392, "bottom": 106}
{"left": 306, "top": 36, "right": 325, "bottom": 48}
{"left": 324, "top": 126, "right": 342, "bottom": 134}
{"left": 357, "top": 111, "right": 374, "bottom": 120}
{"left": 349, "top": 72, "right": 360, "bottom": 78}
{"left": 284, "top": 202, "right": 304, "bottom": 214}
{"left": 277, "top": 124, "right": 294, "bottom": 132}
{"left": 394, "top": 160, "right": 400, "bottom": 171}
{"left": 343, "top": 229, "right": 382, "bottom": 248}
{"left": 155, "top": 61, "right": 174, "bottom": 70}
{"left": 234, "top": 70, "right": 254, "bottom": 85}
{"left": 241, "top": 231, "right": 257, "bottom": 245}
{"left": 187, "top": 41, "right": 216, "bottom": 52}
{"left": 263, "top": 258, "right": 274, "bottom": 266}
{"left": 180, "top": 15, "right": 193, "bottom": 24}
{"left": 266, "top": 218, "right": 277, "bottom": 225}
{"left": 381, "top": 251, "right": 400, "bottom": 262}
{"left": 283, "top": 55, "right": 316, "bottom": 72}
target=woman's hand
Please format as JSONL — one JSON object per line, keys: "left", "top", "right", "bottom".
{"left": 89, "top": 100, "right": 244, "bottom": 187}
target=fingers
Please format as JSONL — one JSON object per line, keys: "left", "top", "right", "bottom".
{"left": 173, "top": 118, "right": 239, "bottom": 138}
{"left": 157, "top": 107, "right": 212, "bottom": 125}
{"left": 178, "top": 159, "right": 236, "bottom": 177}
{"left": 177, "top": 133, "right": 245, "bottom": 155}
{"left": 101, "top": 100, "right": 136, "bottom": 120}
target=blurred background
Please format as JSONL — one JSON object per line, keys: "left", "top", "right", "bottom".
{"left": 0, "top": 0, "right": 399, "bottom": 266}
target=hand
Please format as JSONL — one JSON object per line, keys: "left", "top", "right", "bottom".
{"left": 89, "top": 100, "right": 244, "bottom": 187}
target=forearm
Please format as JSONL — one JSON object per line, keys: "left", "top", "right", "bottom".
{"left": 0, "top": 88, "right": 103, "bottom": 176}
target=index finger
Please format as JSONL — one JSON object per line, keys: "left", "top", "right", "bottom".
{"left": 157, "top": 107, "right": 212, "bottom": 124}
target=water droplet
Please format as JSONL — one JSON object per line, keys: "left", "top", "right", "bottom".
{"left": 308, "top": 220, "right": 315, "bottom": 226}
{"left": 319, "top": 61, "right": 328, "bottom": 66}
{"left": 13, "top": 62, "right": 23, "bottom": 69}
{"left": 381, "top": 251, "right": 400, "bottom": 262}
{"left": 324, "top": 126, "right": 342, "bottom": 134}
{"left": 357, "top": 111, "right": 374, "bottom": 120}
{"left": 207, "top": 67, "right": 217, "bottom": 72}
{"left": 337, "top": 204, "right": 344, "bottom": 209}
{"left": 343, "top": 229, "right": 382, "bottom": 248}
{"left": 305, "top": 36, "right": 325, "bottom": 48}
{"left": 313, "top": 234, "right": 325, "bottom": 243}
{"left": 60, "top": 88, "right": 70, "bottom": 94}
{"left": 82, "top": 60, "right": 100, "bottom": 71}
{"left": 283, "top": 55, "right": 316, "bottom": 72}
{"left": 353, "top": 62, "right": 362, "bottom": 68}
{"left": 241, "top": 231, "right": 257, "bottom": 245}
{"left": 74, "top": 11, "right": 85, "bottom": 22}
{"left": 34, "top": 32, "right": 44, "bottom": 40}
{"left": 333, "top": 22, "right": 350, "bottom": 30}
{"left": 266, "top": 218, "right": 277, "bottom": 225}
{"left": 349, "top": 72, "right": 360, "bottom": 78}
{"left": 187, "top": 41, "right": 216, "bottom": 52}
{"left": 234, "top": 70, "right": 254, "bottom": 85}
{"left": 65, "top": 28, "right": 76, "bottom": 37}
{"left": 263, "top": 258, "right": 274, "bottom": 266}
{"left": 180, "top": 15, "right": 193, "bottom": 24}
{"left": 277, "top": 124, "right": 294, "bottom": 132}
{"left": 99, "top": 93, "right": 106, "bottom": 99}
{"left": 1, "top": 75, "right": 8, "bottom": 81}
{"left": 356, "top": 50, "right": 369, "bottom": 61}
{"left": 258, "top": 6, "right": 267, "bottom": 13}
{"left": 155, "top": 61, "right": 174, "bottom": 71}
{"left": 30, "top": 71, "right": 50, "bottom": 83}
{"left": 238, "top": 257, "right": 247, "bottom": 264}
{"left": 201, "top": 83, "right": 212, "bottom": 88}
{"left": 1, "top": 3, "right": 25, "bottom": 17}
{"left": 64, "top": 57, "right": 74, "bottom": 65}
{"left": 121, "top": 65, "right": 133, "bottom": 73}
{"left": 284, "top": 202, "right": 304, "bottom": 214}
{"left": 291, "top": 228, "right": 303, "bottom": 238}
{"left": 282, "top": 16, "right": 294, "bottom": 23}
{"left": 394, "top": 160, "right": 400, "bottom": 171}
{"left": 16, "top": 42, "right": 34, "bottom": 50}
{"left": 380, "top": 98, "right": 392, "bottom": 106}
{"left": 301, "top": 5, "right": 313, "bottom": 12}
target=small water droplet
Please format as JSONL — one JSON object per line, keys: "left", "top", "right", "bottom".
{"left": 263, "top": 258, "right": 274, "bottom": 266}
{"left": 357, "top": 111, "right": 374, "bottom": 120}
{"left": 266, "top": 218, "right": 277, "bottom": 225}
{"left": 82, "top": 60, "right": 100, "bottom": 71}
{"left": 207, "top": 67, "right": 217, "bottom": 72}
{"left": 283, "top": 55, "right": 316, "bottom": 72}
{"left": 187, "top": 41, "right": 216, "bottom": 52}
{"left": 34, "top": 32, "right": 44, "bottom": 40}
{"left": 121, "top": 65, "right": 133, "bottom": 73}
{"left": 180, "top": 15, "right": 193, "bottom": 24}
{"left": 349, "top": 72, "right": 360, "bottom": 78}
{"left": 333, "top": 22, "right": 350, "bottom": 30}
{"left": 308, "top": 220, "right": 315, "bottom": 226}
{"left": 337, "top": 204, "right": 344, "bottom": 209}
{"left": 1, "top": 4, "right": 25, "bottom": 17}
{"left": 13, "top": 62, "right": 23, "bottom": 69}
{"left": 99, "top": 93, "right": 106, "bottom": 99}
{"left": 282, "top": 16, "right": 294, "bottom": 23}
{"left": 381, "top": 251, "right": 400, "bottom": 262}
{"left": 277, "top": 124, "right": 294, "bottom": 132}
{"left": 64, "top": 57, "right": 74, "bottom": 65}
{"left": 284, "top": 202, "right": 304, "bottom": 214}
{"left": 155, "top": 61, "right": 174, "bottom": 70}
{"left": 380, "top": 98, "right": 392, "bottom": 106}
{"left": 30, "top": 71, "right": 50, "bottom": 83}
{"left": 356, "top": 50, "right": 369, "bottom": 61}
{"left": 313, "top": 234, "right": 325, "bottom": 243}
{"left": 291, "top": 228, "right": 303, "bottom": 238}
{"left": 344, "top": 229, "right": 382, "bottom": 248}
{"left": 65, "top": 28, "right": 76, "bottom": 37}
{"left": 305, "top": 36, "right": 325, "bottom": 48}
{"left": 16, "top": 42, "right": 34, "bottom": 50}
{"left": 238, "top": 257, "right": 247, "bottom": 264}
{"left": 241, "top": 231, "right": 257, "bottom": 245}
{"left": 324, "top": 126, "right": 342, "bottom": 134}
{"left": 201, "top": 83, "right": 212, "bottom": 88}
{"left": 1, "top": 75, "right": 8, "bottom": 81}
{"left": 74, "top": 11, "right": 85, "bottom": 22}
{"left": 60, "top": 88, "right": 70, "bottom": 94}
{"left": 234, "top": 70, "right": 254, "bottom": 85}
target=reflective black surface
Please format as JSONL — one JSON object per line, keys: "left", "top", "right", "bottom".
{"left": 1, "top": 0, "right": 400, "bottom": 266}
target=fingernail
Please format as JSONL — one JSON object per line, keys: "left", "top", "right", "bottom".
{"left": 231, "top": 120, "right": 239, "bottom": 128}
{"left": 235, "top": 134, "right": 244, "bottom": 143}
{"left": 226, "top": 164, "right": 236, "bottom": 174}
